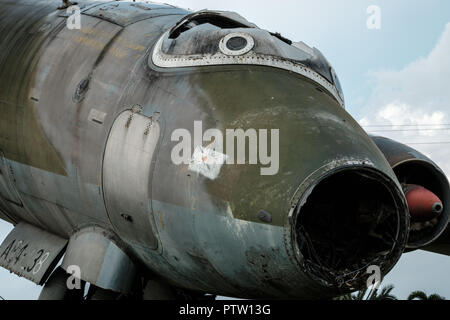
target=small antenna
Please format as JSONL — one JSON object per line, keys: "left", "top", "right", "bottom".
{"left": 58, "top": 0, "right": 78, "bottom": 10}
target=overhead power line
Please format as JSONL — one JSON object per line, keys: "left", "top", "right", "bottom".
{"left": 404, "top": 141, "right": 450, "bottom": 145}
{"left": 362, "top": 123, "right": 450, "bottom": 127}
{"left": 367, "top": 128, "right": 450, "bottom": 132}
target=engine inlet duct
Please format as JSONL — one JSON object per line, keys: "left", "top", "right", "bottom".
{"left": 371, "top": 136, "right": 450, "bottom": 249}
{"left": 291, "top": 166, "right": 409, "bottom": 292}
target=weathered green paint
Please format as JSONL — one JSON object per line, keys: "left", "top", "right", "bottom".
{"left": 0, "top": 1, "right": 67, "bottom": 175}
{"left": 0, "top": 0, "right": 437, "bottom": 300}
{"left": 150, "top": 66, "right": 397, "bottom": 227}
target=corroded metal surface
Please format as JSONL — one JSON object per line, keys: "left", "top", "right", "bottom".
{"left": 61, "top": 226, "right": 137, "bottom": 293}
{"left": 371, "top": 135, "right": 450, "bottom": 250}
{"left": 0, "top": 0, "right": 442, "bottom": 299}
{"left": 103, "top": 110, "right": 161, "bottom": 250}
{"left": 0, "top": 222, "right": 67, "bottom": 285}
{"left": 83, "top": 1, "right": 188, "bottom": 26}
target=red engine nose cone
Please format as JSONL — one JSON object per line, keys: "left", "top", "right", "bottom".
{"left": 403, "top": 184, "right": 443, "bottom": 223}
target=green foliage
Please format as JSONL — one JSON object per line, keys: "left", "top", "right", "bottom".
{"left": 335, "top": 285, "right": 446, "bottom": 300}
{"left": 408, "top": 291, "right": 446, "bottom": 300}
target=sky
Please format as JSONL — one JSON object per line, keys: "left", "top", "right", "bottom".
{"left": 1, "top": 0, "right": 450, "bottom": 300}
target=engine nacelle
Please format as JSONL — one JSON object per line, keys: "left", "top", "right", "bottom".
{"left": 371, "top": 136, "right": 450, "bottom": 249}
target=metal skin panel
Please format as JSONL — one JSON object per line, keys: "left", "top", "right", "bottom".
{"left": 0, "top": 0, "right": 415, "bottom": 299}
{"left": 0, "top": 222, "right": 67, "bottom": 285}
{"left": 371, "top": 136, "right": 450, "bottom": 252}
{"left": 0, "top": 1, "right": 122, "bottom": 230}
{"left": 370, "top": 135, "right": 445, "bottom": 169}
{"left": 57, "top": 1, "right": 108, "bottom": 17}
{"left": 126, "top": 67, "right": 408, "bottom": 298}
{"left": 152, "top": 28, "right": 345, "bottom": 107}
{"left": 0, "top": 1, "right": 181, "bottom": 232}
{"left": 0, "top": 152, "right": 23, "bottom": 207}
{"left": 0, "top": 153, "right": 21, "bottom": 224}
{"left": 425, "top": 229, "right": 450, "bottom": 256}
{"left": 83, "top": 2, "right": 189, "bottom": 26}
{"left": 61, "top": 226, "right": 137, "bottom": 293}
{"left": 0, "top": 154, "right": 43, "bottom": 228}
{"left": 146, "top": 68, "right": 401, "bottom": 226}
{"left": 103, "top": 110, "right": 160, "bottom": 250}
{"left": 0, "top": 0, "right": 67, "bottom": 176}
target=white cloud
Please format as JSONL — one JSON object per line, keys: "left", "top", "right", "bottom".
{"left": 360, "top": 22, "right": 450, "bottom": 178}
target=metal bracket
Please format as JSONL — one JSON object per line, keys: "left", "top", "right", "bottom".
{"left": 0, "top": 222, "right": 67, "bottom": 285}
{"left": 61, "top": 226, "right": 137, "bottom": 293}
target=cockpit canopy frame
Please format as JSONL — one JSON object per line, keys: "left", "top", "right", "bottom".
{"left": 151, "top": 10, "right": 345, "bottom": 107}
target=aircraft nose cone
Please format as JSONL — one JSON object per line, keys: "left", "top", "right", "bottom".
{"left": 403, "top": 184, "right": 443, "bottom": 222}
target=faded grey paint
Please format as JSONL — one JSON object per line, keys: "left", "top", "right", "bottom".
{"left": 0, "top": 0, "right": 421, "bottom": 299}
{"left": 0, "top": 222, "right": 67, "bottom": 284}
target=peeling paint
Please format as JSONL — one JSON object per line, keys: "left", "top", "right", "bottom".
{"left": 188, "top": 145, "right": 228, "bottom": 180}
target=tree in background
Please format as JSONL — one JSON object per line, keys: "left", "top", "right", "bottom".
{"left": 334, "top": 284, "right": 396, "bottom": 300}
{"left": 335, "top": 285, "right": 446, "bottom": 300}
{"left": 408, "top": 291, "right": 446, "bottom": 300}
